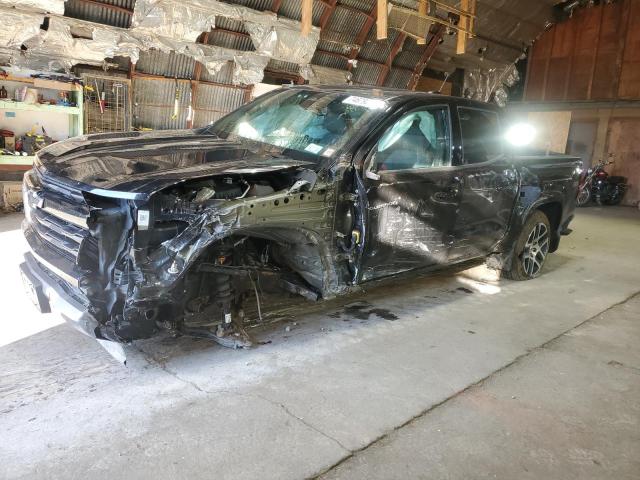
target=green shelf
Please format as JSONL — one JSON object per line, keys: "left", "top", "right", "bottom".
{"left": 0, "top": 100, "right": 81, "bottom": 115}
{"left": 0, "top": 154, "right": 35, "bottom": 166}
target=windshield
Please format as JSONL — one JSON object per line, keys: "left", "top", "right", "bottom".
{"left": 208, "top": 89, "right": 388, "bottom": 159}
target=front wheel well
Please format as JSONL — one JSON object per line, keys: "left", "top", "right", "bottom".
{"left": 536, "top": 202, "right": 562, "bottom": 252}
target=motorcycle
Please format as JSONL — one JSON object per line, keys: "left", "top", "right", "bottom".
{"left": 576, "top": 160, "right": 628, "bottom": 207}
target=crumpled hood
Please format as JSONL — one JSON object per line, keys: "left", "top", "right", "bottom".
{"left": 36, "top": 130, "right": 314, "bottom": 197}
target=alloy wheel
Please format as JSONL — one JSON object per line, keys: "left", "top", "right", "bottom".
{"left": 521, "top": 223, "right": 549, "bottom": 277}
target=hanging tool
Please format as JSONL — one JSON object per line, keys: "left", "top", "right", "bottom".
{"left": 113, "top": 82, "right": 123, "bottom": 131}
{"left": 171, "top": 77, "right": 180, "bottom": 120}
{"left": 94, "top": 79, "right": 105, "bottom": 114}
{"left": 186, "top": 82, "right": 194, "bottom": 127}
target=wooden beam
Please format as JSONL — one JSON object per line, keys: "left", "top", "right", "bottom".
{"left": 271, "top": 0, "right": 283, "bottom": 14}
{"left": 417, "top": 0, "right": 428, "bottom": 45}
{"left": 301, "top": 0, "right": 313, "bottom": 36}
{"left": 347, "top": 3, "right": 378, "bottom": 72}
{"left": 468, "top": 0, "right": 477, "bottom": 40}
{"left": 587, "top": 4, "right": 605, "bottom": 101}
{"left": 377, "top": 0, "right": 388, "bottom": 40}
{"left": 319, "top": 0, "right": 338, "bottom": 29}
{"left": 456, "top": 0, "right": 469, "bottom": 55}
{"left": 409, "top": 24, "right": 445, "bottom": 90}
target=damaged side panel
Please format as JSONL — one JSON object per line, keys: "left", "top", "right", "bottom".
{"left": 102, "top": 167, "right": 349, "bottom": 345}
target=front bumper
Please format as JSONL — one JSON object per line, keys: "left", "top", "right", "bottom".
{"left": 20, "top": 251, "right": 127, "bottom": 364}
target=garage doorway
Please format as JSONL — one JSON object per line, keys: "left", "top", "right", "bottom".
{"left": 566, "top": 120, "right": 597, "bottom": 170}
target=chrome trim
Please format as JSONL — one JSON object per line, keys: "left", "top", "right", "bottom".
{"left": 21, "top": 253, "right": 127, "bottom": 364}
{"left": 42, "top": 206, "right": 88, "bottom": 229}
{"left": 30, "top": 248, "right": 80, "bottom": 288}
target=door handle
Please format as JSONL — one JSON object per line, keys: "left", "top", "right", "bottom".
{"left": 434, "top": 176, "right": 463, "bottom": 203}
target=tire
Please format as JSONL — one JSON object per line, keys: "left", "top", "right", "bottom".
{"left": 504, "top": 211, "right": 552, "bottom": 281}
{"left": 576, "top": 187, "right": 591, "bottom": 207}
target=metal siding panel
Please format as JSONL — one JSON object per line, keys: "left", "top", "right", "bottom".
{"left": 214, "top": 17, "right": 248, "bottom": 34}
{"left": 352, "top": 61, "right": 382, "bottom": 85}
{"left": 133, "top": 77, "right": 194, "bottom": 129}
{"left": 359, "top": 29, "right": 399, "bottom": 63}
{"left": 311, "top": 51, "right": 350, "bottom": 70}
{"left": 136, "top": 50, "right": 196, "bottom": 79}
{"left": 222, "top": 0, "right": 273, "bottom": 12}
{"left": 194, "top": 84, "right": 245, "bottom": 113}
{"left": 64, "top": 0, "right": 133, "bottom": 28}
{"left": 323, "top": 6, "right": 364, "bottom": 45}
{"left": 338, "top": 0, "right": 374, "bottom": 11}
{"left": 193, "top": 110, "right": 226, "bottom": 128}
{"left": 207, "top": 30, "right": 255, "bottom": 51}
{"left": 278, "top": 0, "right": 324, "bottom": 25}
{"left": 393, "top": 48, "right": 422, "bottom": 70}
{"left": 199, "top": 61, "right": 236, "bottom": 84}
{"left": 266, "top": 58, "right": 300, "bottom": 75}
{"left": 383, "top": 68, "right": 412, "bottom": 89}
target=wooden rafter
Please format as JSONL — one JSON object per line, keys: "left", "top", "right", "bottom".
{"left": 417, "top": 0, "right": 429, "bottom": 45}
{"left": 301, "top": 0, "right": 313, "bottom": 36}
{"left": 271, "top": 0, "right": 283, "bottom": 14}
{"left": 346, "top": 3, "right": 378, "bottom": 72}
{"left": 319, "top": 0, "right": 338, "bottom": 29}
{"left": 456, "top": 0, "right": 476, "bottom": 55}
{"left": 377, "top": 0, "right": 388, "bottom": 40}
{"left": 408, "top": 24, "right": 446, "bottom": 90}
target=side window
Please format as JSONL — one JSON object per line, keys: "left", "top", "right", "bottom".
{"left": 374, "top": 107, "right": 451, "bottom": 172}
{"left": 458, "top": 107, "right": 503, "bottom": 164}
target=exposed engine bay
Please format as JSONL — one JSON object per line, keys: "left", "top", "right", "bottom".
{"left": 84, "top": 166, "right": 347, "bottom": 349}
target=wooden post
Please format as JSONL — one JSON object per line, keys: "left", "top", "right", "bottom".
{"left": 456, "top": 0, "right": 469, "bottom": 55}
{"left": 301, "top": 0, "right": 313, "bottom": 36}
{"left": 417, "top": 0, "right": 428, "bottom": 45}
{"left": 377, "top": 0, "right": 387, "bottom": 40}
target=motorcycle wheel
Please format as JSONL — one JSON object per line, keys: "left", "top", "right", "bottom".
{"left": 576, "top": 188, "right": 591, "bottom": 207}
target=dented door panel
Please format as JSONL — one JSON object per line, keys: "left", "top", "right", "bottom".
{"left": 360, "top": 168, "right": 461, "bottom": 281}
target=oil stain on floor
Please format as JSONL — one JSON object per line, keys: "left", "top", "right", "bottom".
{"left": 328, "top": 301, "right": 399, "bottom": 321}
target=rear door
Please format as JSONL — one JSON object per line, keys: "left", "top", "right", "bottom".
{"left": 359, "top": 104, "right": 463, "bottom": 281}
{"left": 449, "top": 106, "right": 519, "bottom": 260}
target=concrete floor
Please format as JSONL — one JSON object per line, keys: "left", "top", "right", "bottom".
{"left": 1, "top": 207, "right": 639, "bottom": 480}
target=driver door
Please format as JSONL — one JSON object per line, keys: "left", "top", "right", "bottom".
{"left": 359, "top": 105, "right": 463, "bottom": 282}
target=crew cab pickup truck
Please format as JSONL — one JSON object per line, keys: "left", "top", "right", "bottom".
{"left": 20, "top": 86, "right": 580, "bottom": 362}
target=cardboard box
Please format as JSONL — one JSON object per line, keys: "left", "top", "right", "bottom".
{"left": 1, "top": 181, "right": 23, "bottom": 209}
{"left": 5, "top": 136, "right": 15, "bottom": 150}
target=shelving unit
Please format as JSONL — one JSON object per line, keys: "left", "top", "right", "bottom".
{"left": 0, "top": 154, "right": 34, "bottom": 166}
{"left": 0, "top": 100, "right": 81, "bottom": 115}
{"left": 0, "top": 75, "right": 84, "bottom": 172}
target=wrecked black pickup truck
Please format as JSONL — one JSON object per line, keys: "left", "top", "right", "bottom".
{"left": 20, "top": 86, "right": 580, "bottom": 362}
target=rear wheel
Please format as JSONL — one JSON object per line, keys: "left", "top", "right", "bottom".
{"left": 504, "top": 211, "right": 551, "bottom": 281}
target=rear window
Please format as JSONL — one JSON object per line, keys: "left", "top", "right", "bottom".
{"left": 458, "top": 107, "right": 503, "bottom": 164}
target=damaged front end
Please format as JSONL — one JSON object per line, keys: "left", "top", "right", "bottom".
{"left": 21, "top": 160, "right": 344, "bottom": 362}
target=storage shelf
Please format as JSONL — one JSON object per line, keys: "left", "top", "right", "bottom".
{"left": 0, "top": 154, "right": 35, "bottom": 166}
{"left": 0, "top": 100, "right": 80, "bottom": 115}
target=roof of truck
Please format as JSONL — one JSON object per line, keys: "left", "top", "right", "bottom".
{"left": 284, "top": 84, "right": 500, "bottom": 111}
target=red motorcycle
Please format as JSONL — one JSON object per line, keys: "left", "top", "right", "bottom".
{"left": 576, "top": 160, "right": 627, "bottom": 207}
